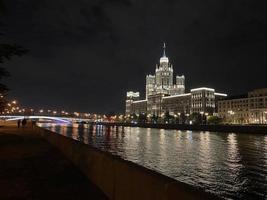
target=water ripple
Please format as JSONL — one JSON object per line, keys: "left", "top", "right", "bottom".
{"left": 42, "top": 123, "right": 267, "bottom": 200}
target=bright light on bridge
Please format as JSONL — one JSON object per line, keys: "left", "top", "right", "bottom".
{"left": 0, "top": 115, "right": 92, "bottom": 124}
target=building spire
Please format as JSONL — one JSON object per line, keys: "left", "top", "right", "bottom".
{"left": 160, "top": 42, "right": 169, "bottom": 63}
{"left": 163, "top": 42, "right": 166, "bottom": 57}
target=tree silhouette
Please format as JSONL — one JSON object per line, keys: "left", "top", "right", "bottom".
{"left": 138, "top": 113, "right": 147, "bottom": 123}
{"left": 0, "top": 0, "right": 27, "bottom": 111}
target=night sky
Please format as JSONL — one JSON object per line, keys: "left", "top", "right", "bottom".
{"left": 2, "top": 0, "right": 267, "bottom": 113}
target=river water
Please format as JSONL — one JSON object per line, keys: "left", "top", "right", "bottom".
{"left": 41, "top": 123, "right": 267, "bottom": 199}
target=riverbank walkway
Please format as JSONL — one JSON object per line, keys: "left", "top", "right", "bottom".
{"left": 0, "top": 122, "right": 107, "bottom": 200}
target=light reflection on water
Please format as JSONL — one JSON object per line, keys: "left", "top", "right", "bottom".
{"left": 41, "top": 123, "right": 267, "bottom": 199}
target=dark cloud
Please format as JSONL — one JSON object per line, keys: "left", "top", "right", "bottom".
{"left": 1, "top": 0, "right": 267, "bottom": 113}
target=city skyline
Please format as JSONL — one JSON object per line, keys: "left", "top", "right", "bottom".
{"left": 125, "top": 45, "right": 227, "bottom": 117}
{"left": 2, "top": 0, "right": 266, "bottom": 113}
{"left": 1, "top": 1, "right": 267, "bottom": 199}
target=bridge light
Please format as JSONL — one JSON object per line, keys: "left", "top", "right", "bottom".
{"left": 39, "top": 109, "right": 43, "bottom": 113}
{"left": 53, "top": 111, "right": 57, "bottom": 114}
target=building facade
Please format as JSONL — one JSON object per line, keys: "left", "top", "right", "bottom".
{"left": 125, "top": 91, "right": 140, "bottom": 115}
{"left": 145, "top": 43, "right": 185, "bottom": 98}
{"left": 218, "top": 88, "right": 267, "bottom": 124}
{"left": 126, "top": 44, "right": 227, "bottom": 117}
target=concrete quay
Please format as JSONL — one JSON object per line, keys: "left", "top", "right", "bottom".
{"left": 36, "top": 126, "right": 220, "bottom": 200}
{"left": 94, "top": 122, "right": 267, "bottom": 134}
{"left": 0, "top": 123, "right": 107, "bottom": 200}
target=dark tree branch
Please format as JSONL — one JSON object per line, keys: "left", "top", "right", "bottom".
{"left": 0, "top": 44, "right": 28, "bottom": 63}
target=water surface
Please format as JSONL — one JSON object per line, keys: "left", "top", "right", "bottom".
{"left": 41, "top": 123, "right": 267, "bottom": 199}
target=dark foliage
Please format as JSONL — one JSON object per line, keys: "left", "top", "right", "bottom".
{"left": 0, "top": 44, "right": 28, "bottom": 64}
{"left": 0, "top": 0, "right": 27, "bottom": 111}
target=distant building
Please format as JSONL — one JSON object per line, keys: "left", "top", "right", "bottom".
{"left": 125, "top": 91, "right": 140, "bottom": 115}
{"left": 161, "top": 93, "right": 191, "bottom": 115}
{"left": 218, "top": 88, "right": 267, "bottom": 124}
{"left": 145, "top": 43, "right": 185, "bottom": 99}
{"left": 126, "top": 44, "right": 227, "bottom": 116}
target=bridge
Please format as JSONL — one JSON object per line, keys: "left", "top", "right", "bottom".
{"left": 0, "top": 115, "right": 92, "bottom": 124}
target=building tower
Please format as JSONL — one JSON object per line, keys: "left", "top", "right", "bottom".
{"left": 155, "top": 43, "right": 174, "bottom": 95}
{"left": 175, "top": 75, "right": 185, "bottom": 94}
{"left": 146, "top": 74, "right": 155, "bottom": 99}
{"left": 125, "top": 91, "right": 140, "bottom": 115}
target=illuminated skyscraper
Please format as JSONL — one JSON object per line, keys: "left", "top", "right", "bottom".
{"left": 145, "top": 43, "right": 185, "bottom": 98}
{"left": 125, "top": 43, "right": 227, "bottom": 116}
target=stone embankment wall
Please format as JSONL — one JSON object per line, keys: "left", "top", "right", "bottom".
{"left": 95, "top": 122, "right": 267, "bottom": 134}
{"left": 36, "top": 127, "right": 219, "bottom": 200}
